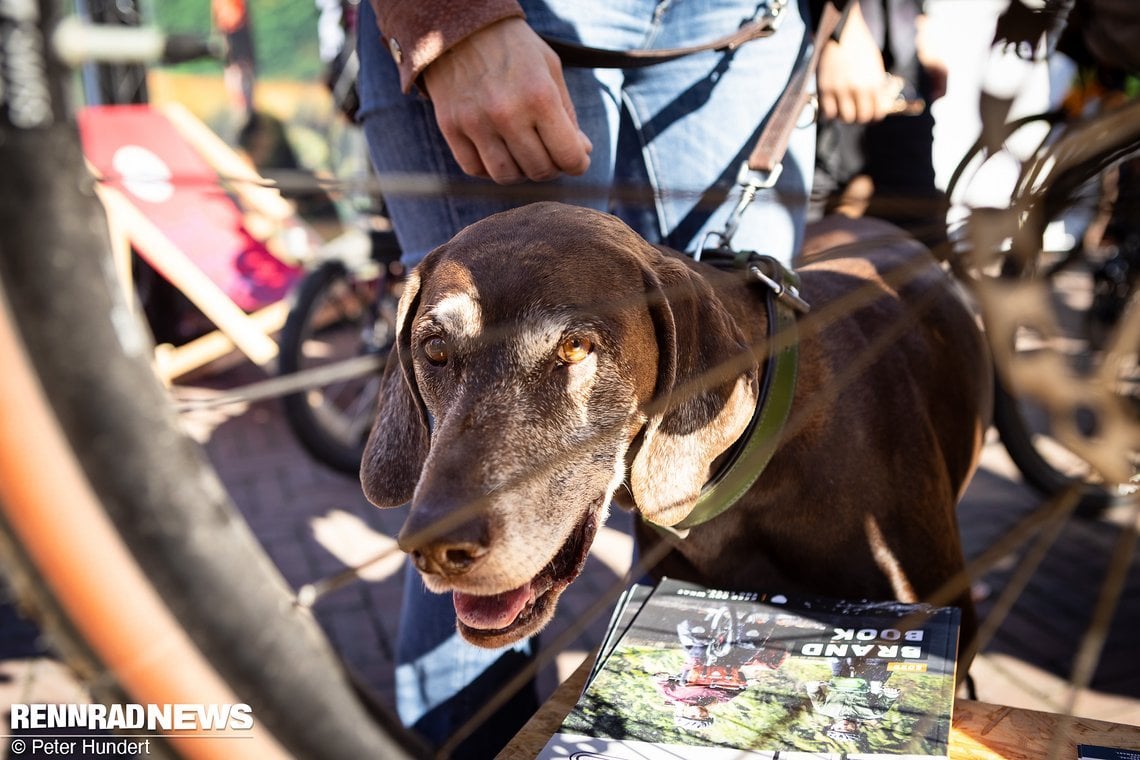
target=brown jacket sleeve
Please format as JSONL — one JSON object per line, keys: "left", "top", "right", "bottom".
{"left": 368, "top": 0, "right": 526, "bottom": 94}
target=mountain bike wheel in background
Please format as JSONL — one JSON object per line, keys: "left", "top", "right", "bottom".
{"left": 991, "top": 323, "right": 1137, "bottom": 518}
{"left": 977, "top": 101, "right": 1140, "bottom": 517}
{"left": 0, "top": 2, "right": 422, "bottom": 757}
{"left": 278, "top": 252, "right": 398, "bottom": 476}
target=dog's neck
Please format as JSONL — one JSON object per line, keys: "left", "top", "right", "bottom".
{"left": 668, "top": 287, "right": 799, "bottom": 536}
{"left": 620, "top": 255, "right": 806, "bottom": 536}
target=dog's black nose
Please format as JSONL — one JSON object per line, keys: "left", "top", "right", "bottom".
{"left": 399, "top": 489, "right": 492, "bottom": 577}
{"left": 411, "top": 542, "right": 489, "bottom": 576}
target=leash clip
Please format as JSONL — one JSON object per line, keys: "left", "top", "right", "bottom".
{"left": 760, "top": 0, "right": 788, "bottom": 34}
{"left": 737, "top": 157, "right": 783, "bottom": 190}
{"left": 727, "top": 162, "right": 783, "bottom": 246}
{"left": 694, "top": 161, "right": 782, "bottom": 262}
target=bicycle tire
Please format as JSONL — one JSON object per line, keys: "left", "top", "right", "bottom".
{"left": 0, "top": 3, "right": 422, "bottom": 758}
{"left": 992, "top": 371, "right": 1113, "bottom": 517}
{"left": 984, "top": 101, "right": 1140, "bottom": 516}
{"left": 278, "top": 260, "right": 384, "bottom": 475}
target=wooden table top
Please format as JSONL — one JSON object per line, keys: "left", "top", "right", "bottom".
{"left": 500, "top": 655, "right": 1140, "bottom": 759}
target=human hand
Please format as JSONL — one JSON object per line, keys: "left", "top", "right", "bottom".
{"left": 816, "top": 3, "right": 894, "bottom": 124}
{"left": 915, "top": 14, "right": 948, "bottom": 102}
{"left": 422, "top": 18, "right": 592, "bottom": 184}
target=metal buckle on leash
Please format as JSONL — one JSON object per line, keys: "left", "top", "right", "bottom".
{"left": 692, "top": 154, "right": 809, "bottom": 314}
{"left": 695, "top": 160, "right": 782, "bottom": 262}
{"left": 760, "top": 0, "right": 788, "bottom": 34}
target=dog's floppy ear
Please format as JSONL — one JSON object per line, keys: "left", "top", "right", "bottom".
{"left": 360, "top": 266, "right": 430, "bottom": 507}
{"left": 629, "top": 253, "right": 757, "bottom": 527}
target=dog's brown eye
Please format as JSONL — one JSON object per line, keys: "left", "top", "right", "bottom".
{"left": 557, "top": 336, "right": 592, "bottom": 364}
{"left": 423, "top": 336, "right": 449, "bottom": 365}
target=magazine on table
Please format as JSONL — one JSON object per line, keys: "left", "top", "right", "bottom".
{"left": 541, "top": 577, "right": 960, "bottom": 760}
{"left": 1078, "top": 746, "right": 1140, "bottom": 760}
{"left": 587, "top": 582, "right": 654, "bottom": 687}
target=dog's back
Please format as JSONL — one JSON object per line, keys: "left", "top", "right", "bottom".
{"left": 640, "top": 215, "right": 988, "bottom": 659}
{"left": 799, "top": 215, "right": 992, "bottom": 502}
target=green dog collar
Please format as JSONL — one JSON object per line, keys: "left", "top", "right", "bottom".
{"left": 656, "top": 254, "right": 806, "bottom": 537}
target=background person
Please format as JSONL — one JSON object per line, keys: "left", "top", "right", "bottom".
{"left": 809, "top": 0, "right": 950, "bottom": 247}
{"left": 211, "top": 0, "right": 256, "bottom": 123}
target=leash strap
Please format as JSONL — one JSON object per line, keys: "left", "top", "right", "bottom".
{"left": 746, "top": 0, "right": 844, "bottom": 175}
{"left": 543, "top": 0, "right": 849, "bottom": 188}
{"left": 691, "top": 0, "right": 849, "bottom": 257}
{"left": 542, "top": 9, "right": 784, "bottom": 70}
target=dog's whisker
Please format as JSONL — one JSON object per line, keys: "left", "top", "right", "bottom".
{"left": 295, "top": 569, "right": 358, "bottom": 609}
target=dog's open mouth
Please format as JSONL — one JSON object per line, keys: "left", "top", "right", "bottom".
{"left": 452, "top": 510, "right": 600, "bottom": 645}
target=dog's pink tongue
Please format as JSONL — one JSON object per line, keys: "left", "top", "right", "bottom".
{"left": 453, "top": 586, "right": 533, "bottom": 630}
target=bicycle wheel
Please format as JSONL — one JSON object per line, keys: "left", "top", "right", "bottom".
{"left": 279, "top": 260, "right": 391, "bottom": 475}
{"left": 992, "top": 367, "right": 1124, "bottom": 516}
{"left": 0, "top": 3, "right": 421, "bottom": 757}
{"left": 978, "top": 100, "right": 1140, "bottom": 516}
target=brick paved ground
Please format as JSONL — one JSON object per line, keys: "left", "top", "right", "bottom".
{"left": 2, "top": 358, "right": 1137, "bottom": 754}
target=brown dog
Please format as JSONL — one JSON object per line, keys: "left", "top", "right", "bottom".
{"left": 360, "top": 202, "right": 988, "bottom": 662}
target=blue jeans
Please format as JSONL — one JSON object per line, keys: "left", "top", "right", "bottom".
{"left": 357, "top": 0, "right": 814, "bottom": 755}
{"left": 358, "top": 0, "right": 814, "bottom": 267}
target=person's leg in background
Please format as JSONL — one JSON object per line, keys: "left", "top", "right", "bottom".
{"left": 860, "top": 100, "right": 946, "bottom": 248}
{"left": 857, "top": 0, "right": 947, "bottom": 247}
{"left": 392, "top": 585, "right": 538, "bottom": 756}
{"left": 355, "top": 3, "right": 628, "bottom": 756}
{"left": 810, "top": 0, "right": 948, "bottom": 249}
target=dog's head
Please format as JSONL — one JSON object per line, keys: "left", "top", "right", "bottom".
{"left": 361, "top": 202, "right": 756, "bottom": 647}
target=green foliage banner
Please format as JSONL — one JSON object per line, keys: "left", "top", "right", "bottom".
{"left": 151, "top": 0, "right": 322, "bottom": 80}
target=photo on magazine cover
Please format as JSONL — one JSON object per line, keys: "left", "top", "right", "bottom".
{"left": 556, "top": 579, "right": 959, "bottom": 758}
